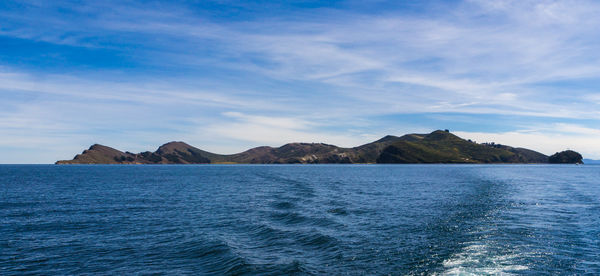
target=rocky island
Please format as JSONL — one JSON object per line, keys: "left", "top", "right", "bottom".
{"left": 548, "top": 150, "right": 584, "bottom": 164}
{"left": 56, "top": 130, "right": 582, "bottom": 164}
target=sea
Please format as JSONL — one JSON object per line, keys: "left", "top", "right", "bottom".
{"left": 1, "top": 164, "right": 599, "bottom": 275}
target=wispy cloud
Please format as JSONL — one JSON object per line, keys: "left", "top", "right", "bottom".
{"left": 201, "top": 112, "right": 381, "bottom": 151}
{"left": 1, "top": 0, "right": 600, "bottom": 162}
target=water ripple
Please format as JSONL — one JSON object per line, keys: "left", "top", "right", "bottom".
{"left": 1, "top": 164, "right": 599, "bottom": 275}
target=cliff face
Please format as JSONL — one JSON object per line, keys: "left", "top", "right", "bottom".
{"left": 56, "top": 130, "right": 565, "bottom": 164}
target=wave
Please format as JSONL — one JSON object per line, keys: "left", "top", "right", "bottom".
{"left": 270, "top": 200, "right": 296, "bottom": 210}
{"left": 439, "top": 242, "right": 528, "bottom": 275}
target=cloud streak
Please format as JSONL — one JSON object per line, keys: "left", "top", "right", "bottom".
{"left": 1, "top": 0, "right": 600, "bottom": 162}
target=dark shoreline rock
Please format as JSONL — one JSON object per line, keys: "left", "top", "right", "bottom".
{"left": 548, "top": 150, "right": 584, "bottom": 164}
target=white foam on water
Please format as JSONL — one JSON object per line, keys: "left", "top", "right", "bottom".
{"left": 437, "top": 242, "right": 528, "bottom": 275}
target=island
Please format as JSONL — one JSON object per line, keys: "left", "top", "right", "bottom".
{"left": 548, "top": 150, "right": 584, "bottom": 164}
{"left": 56, "top": 130, "right": 582, "bottom": 164}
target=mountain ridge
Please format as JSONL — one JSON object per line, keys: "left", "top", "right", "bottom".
{"left": 55, "top": 130, "right": 579, "bottom": 164}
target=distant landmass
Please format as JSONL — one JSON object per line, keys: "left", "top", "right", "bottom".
{"left": 583, "top": 159, "right": 600, "bottom": 164}
{"left": 56, "top": 130, "right": 582, "bottom": 164}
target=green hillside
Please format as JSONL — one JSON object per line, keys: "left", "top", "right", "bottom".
{"left": 56, "top": 130, "right": 563, "bottom": 164}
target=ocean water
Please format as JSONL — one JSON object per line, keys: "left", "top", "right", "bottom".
{"left": 1, "top": 164, "right": 599, "bottom": 275}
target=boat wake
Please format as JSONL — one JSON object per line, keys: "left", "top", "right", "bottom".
{"left": 439, "top": 242, "right": 528, "bottom": 275}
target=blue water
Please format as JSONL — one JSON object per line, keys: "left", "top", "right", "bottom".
{"left": 1, "top": 165, "right": 599, "bottom": 275}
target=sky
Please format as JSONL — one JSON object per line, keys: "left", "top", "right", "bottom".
{"left": 1, "top": 0, "right": 600, "bottom": 163}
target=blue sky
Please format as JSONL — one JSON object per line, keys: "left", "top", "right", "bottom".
{"left": 2, "top": 0, "right": 600, "bottom": 163}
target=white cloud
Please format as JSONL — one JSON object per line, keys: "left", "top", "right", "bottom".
{"left": 2, "top": 1, "right": 600, "bottom": 162}
{"left": 207, "top": 122, "right": 374, "bottom": 149}
{"left": 0, "top": 70, "right": 276, "bottom": 110}
{"left": 221, "top": 112, "right": 315, "bottom": 130}
{"left": 199, "top": 112, "right": 382, "bottom": 151}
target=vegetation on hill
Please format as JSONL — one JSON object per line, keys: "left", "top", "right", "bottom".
{"left": 548, "top": 150, "right": 583, "bottom": 164}
{"left": 376, "top": 130, "right": 538, "bottom": 163}
{"left": 56, "top": 130, "right": 576, "bottom": 164}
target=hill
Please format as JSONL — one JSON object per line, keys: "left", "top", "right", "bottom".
{"left": 56, "top": 130, "right": 572, "bottom": 164}
{"left": 376, "top": 131, "right": 549, "bottom": 163}
{"left": 548, "top": 150, "right": 584, "bottom": 164}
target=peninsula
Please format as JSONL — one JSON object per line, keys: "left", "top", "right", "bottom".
{"left": 56, "top": 130, "right": 582, "bottom": 164}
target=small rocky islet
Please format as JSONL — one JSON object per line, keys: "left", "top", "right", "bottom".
{"left": 548, "top": 150, "right": 584, "bottom": 164}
